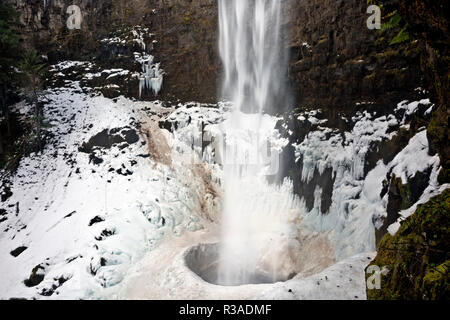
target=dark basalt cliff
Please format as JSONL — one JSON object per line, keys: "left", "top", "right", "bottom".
{"left": 286, "top": 0, "right": 423, "bottom": 115}
{"left": 8, "top": 0, "right": 218, "bottom": 102}
{"left": 383, "top": 0, "right": 449, "bottom": 185}
{"left": 8, "top": 0, "right": 423, "bottom": 110}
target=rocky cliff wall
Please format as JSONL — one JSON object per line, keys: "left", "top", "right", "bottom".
{"left": 8, "top": 0, "right": 218, "bottom": 102}
{"left": 286, "top": 0, "right": 423, "bottom": 116}
{"left": 9, "top": 0, "right": 424, "bottom": 111}
{"left": 364, "top": 0, "right": 449, "bottom": 300}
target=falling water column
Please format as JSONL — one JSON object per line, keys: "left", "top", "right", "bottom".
{"left": 217, "top": 0, "right": 292, "bottom": 286}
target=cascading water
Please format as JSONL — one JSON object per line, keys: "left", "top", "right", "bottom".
{"left": 219, "top": 0, "right": 287, "bottom": 114}
{"left": 216, "top": 0, "right": 300, "bottom": 286}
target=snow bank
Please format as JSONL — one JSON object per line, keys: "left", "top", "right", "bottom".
{"left": 0, "top": 84, "right": 216, "bottom": 299}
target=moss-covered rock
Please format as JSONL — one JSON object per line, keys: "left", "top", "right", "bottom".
{"left": 367, "top": 188, "right": 450, "bottom": 300}
{"left": 438, "top": 168, "right": 450, "bottom": 185}
{"left": 427, "top": 103, "right": 449, "bottom": 182}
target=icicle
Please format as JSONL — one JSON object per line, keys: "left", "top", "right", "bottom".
{"left": 151, "top": 76, "right": 163, "bottom": 95}
{"left": 150, "top": 64, "right": 163, "bottom": 95}
{"left": 139, "top": 77, "right": 145, "bottom": 98}
{"left": 135, "top": 43, "right": 164, "bottom": 97}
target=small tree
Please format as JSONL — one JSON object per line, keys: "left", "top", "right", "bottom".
{"left": 20, "top": 49, "right": 46, "bottom": 151}
{"left": 0, "top": 2, "right": 21, "bottom": 153}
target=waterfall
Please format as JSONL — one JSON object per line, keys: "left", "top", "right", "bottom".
{"left": 217, "top": 0, "right": 298, "bottom": 286}
{"left": 219, "top": 0, "right": 286, "bottom": 114}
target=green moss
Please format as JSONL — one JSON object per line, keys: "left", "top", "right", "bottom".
{"left": 427, "top": 103, "right": 449, "bottom": 178}
{"left": 404, "top": 43, "right": 422, "bottom": 58}
{"left": 376, "top": 49, "right": 401, "bottom": 59}
{"left": 367, "top": 189, "right": 450, "bottom": 300}
{"left": 422, "top": 260, "right": 450, "bottom": 299}
{"left": 317, "top": 36, "right": 328, "bottom": 44}
{"left": 375, "top": 36, "right": 387, "bottom": 46}
{"left": 364, "top": 73, "right": 376, "bottom": 80}
{"left": 328, "top": 63, "right": 338, "bottom": 69}
{"left": 438, "top": 168, "right": 450, "bottom": 185}
{"left": 391, "top": 177, "right": 414, "bottom": 210}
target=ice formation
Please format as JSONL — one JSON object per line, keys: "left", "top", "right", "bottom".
{"left": 1, "top": 57, "right": 445, "bottom": 299}
{"left": 136, "top": 53, "right": 164, "bottom": 98}
{"left": 101, "top": 26, "right": 163, "bottom": 98}
{"left": 129, "top": 27, "right": 164, "bottom": 97}
{"left": 291, "top": 100, "right": 447, "bottom": 260}
{"left": 0, "top": 83, "right": 216, "bottom": 299}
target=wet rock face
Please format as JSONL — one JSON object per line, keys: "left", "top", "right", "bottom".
{"left": 286, "top": 0, "right": 423, "bottom": 115}
{"left": 150, "top": 0, "right": 218, "bottom": 103}
{"left": 386, "top": 0, "right": 450, "bottom": 184}
{"left": 278, "top": 152, "right": 335, "bottom": 214}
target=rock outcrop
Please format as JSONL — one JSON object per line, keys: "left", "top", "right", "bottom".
{"left": 365, "top": 0, "right": 449, "bottom": 300}
{"left": 366, "top": 189, "right": 449, "bottom": 300}
{"left": 388, "top": 0, "right": 449, "bottom": 185}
